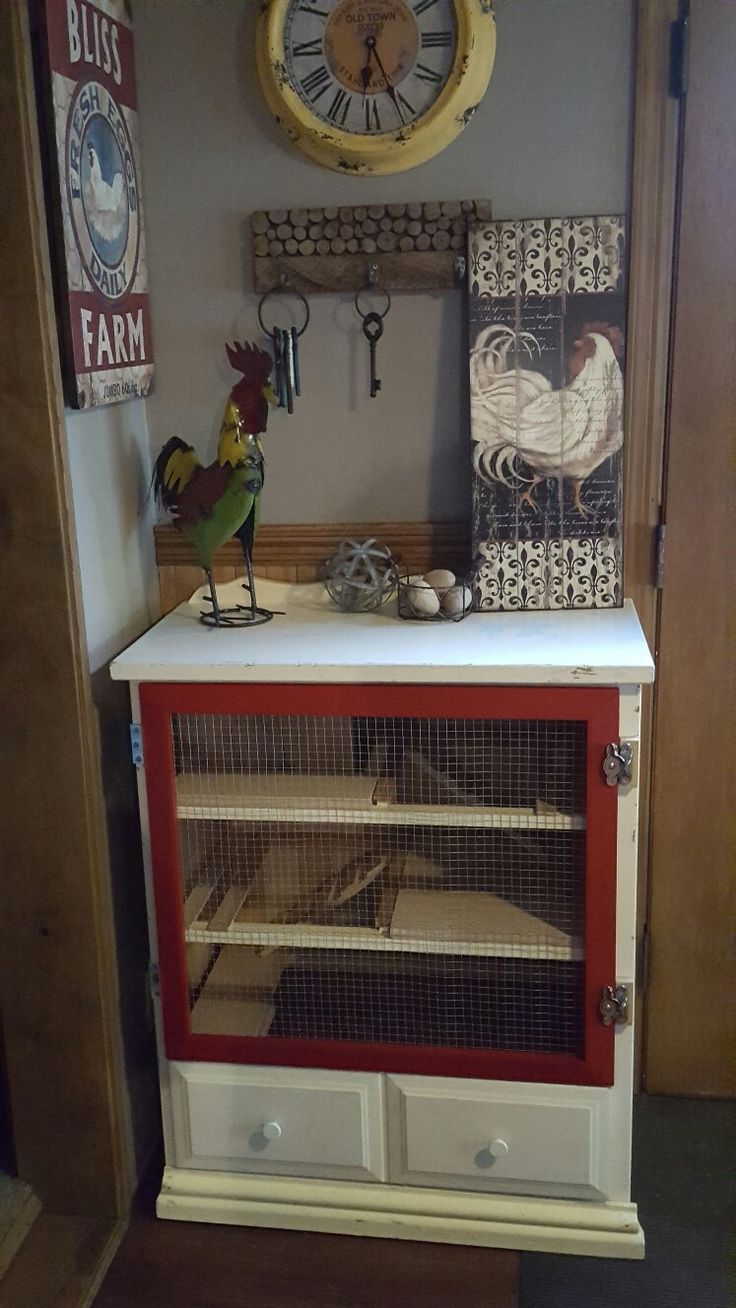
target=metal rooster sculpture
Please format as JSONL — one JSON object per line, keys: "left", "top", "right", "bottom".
{"left": 153, "top": 342, "right": 276, "bottom": 626}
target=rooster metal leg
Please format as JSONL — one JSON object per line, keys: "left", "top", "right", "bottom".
{"left": 244, "top": 547, "right": 257, "bottom": 620}
{"left": 571, "top": 479, "right": 594, "bottom": 519}
{"left": 204, "top": 568, "right": 222, "bottom": 625}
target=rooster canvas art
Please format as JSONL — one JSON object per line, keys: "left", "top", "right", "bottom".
{"left": 468, "top": 214, "right": 627, "bottom": 611}
{"left": 153, "top": 343, "right": 276, "bottom": 626}
{"left": 471, "top": 321, "right": 624, "bottom": 518}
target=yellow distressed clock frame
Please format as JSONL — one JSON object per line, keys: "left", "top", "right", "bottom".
{"left": 255, "top": 0, "right": 496, "bottom": 175}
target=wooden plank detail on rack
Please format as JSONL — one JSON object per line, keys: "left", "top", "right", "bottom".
{"left": 183, "top": 883, "right": 214, "bottom": 928}
{"left": 208, "top": 887, "right": 250, "bottom": 933}
{"left": 184, "top": 912, "right": 582, "bottom": 963}
{"left": 252, "top": 200, "right": 491, "bottom": 293}
{"left": 174, "top": 773, "right": 584, "bottom": 831}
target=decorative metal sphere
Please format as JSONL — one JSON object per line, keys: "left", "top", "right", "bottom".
{"left": 323, "top": 538, "right": 397, "bottom": 612}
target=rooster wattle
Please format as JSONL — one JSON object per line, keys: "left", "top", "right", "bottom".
{"left": 470, "top": 322, "right": 624, "bottom": 517}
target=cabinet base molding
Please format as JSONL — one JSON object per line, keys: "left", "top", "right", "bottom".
{"left": 156, "top": 1166, "right": 645, "bottom": 1259}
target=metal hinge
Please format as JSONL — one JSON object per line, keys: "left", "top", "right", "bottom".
{"left": 130, "top": 724, "right": 143, "bottom": 769}
{"left": 599, "top": 984, "right": 630, "bottom": 1027}
{"left": 654, "top": 522, "right": 667, "bottom": 589}
{"left": 602, "top": 741, "right": 634, "bottom": 787}
{"left": 669, "top": 6, "right": 689, "bottom": 99}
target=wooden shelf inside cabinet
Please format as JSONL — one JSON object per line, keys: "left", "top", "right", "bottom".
{"left": 175, "top": 773, "right": 585, "bottom": 833}
{"left": 182, "top": 882, "right": 583, "bottom": 962}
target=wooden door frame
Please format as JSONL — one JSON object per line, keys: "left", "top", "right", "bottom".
{"left": 0, "top": 0, "right": 135, "bottom": 1220}
{"left": 643, "top": 0, "right": 736, "bottom": 1096}
{"left": 624, "top": 0, "right": 681, "bottom": 1079}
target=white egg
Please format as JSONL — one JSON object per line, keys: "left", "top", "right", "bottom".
{"left": 408, "top": 578, "right": 441, "bottom": 617}
{"left": 424, "top": 568, "right": 456, "bottom": 594}
{"left": 441, "top": 583, "right": 473, "bottom": 617}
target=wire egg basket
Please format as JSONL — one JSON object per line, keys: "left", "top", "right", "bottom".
{"left": 396, "top": 572, "right": 474, "bottom": 622}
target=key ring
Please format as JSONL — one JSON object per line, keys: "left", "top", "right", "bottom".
{"left": 257, "top": 283, "right": 310, "bottom": 337}
{"left": 354, "top": 284, "right": 391, "bottom": 322}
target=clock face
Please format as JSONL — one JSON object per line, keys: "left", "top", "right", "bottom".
{"left": 283, "top": 0, "right": 459, "bottom": 136}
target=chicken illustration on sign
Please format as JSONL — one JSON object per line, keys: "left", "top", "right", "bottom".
{"left": 471, "top": 322, "right": 624, "bottom": 518}
{"left": 468, "top": 215, "right": 626, "bottom": 611}
{"left": 40, "top": 0, "right": 153, "bottom": 407}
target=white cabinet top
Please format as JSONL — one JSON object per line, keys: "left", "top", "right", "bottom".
{"left": 110, "top": 579, "right": 653, "bottom": 686}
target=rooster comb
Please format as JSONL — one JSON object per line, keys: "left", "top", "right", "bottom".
{"left": 225, "top": 341, "right": 272, "bottom": 383}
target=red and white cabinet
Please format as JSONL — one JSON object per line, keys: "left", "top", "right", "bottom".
{"left": 112, "top": 594, "right": 652, "bottom": 1257}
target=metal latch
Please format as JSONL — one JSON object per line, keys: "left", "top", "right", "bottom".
{"left": 130, "top": 724, "right": 143, "bottom": 769}
{"left": 599, "top": 984, "right": 630, "bottom": 1026}
{"left": 603, "top": 741, "right": 633, "bottom": 787}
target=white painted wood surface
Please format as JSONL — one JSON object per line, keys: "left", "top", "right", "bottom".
{"left": 175, "top": 773, "right": 584, "bottom": 830}
{"left": 110, "top": 591, "right": 653, "bottom": 685}
{"left": 184, "top": 896, "right": 581, "bottom": 961}
{"left": 386, "top": 1076, "right": 599, "bottom": 1193}
{"left": 170, "top": 1064, "right": 386, "bottom": 1182}
{"left": 155, "top": 1165, "right": 645, "bottom": 1259}
{"left": 124, "top": 645, "right": 647, "bottom": 1257}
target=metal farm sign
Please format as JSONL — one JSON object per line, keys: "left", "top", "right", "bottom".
{"left": 40, "top": 0, "right": 153, "bottom": 407}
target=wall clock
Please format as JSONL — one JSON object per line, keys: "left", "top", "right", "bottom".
{"left": 256, "top": 0, "right": 496, "bottom": 175}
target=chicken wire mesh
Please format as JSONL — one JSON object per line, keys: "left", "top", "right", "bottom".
{"left": 172, "top": 711, "right": 587, "bottom": 1057}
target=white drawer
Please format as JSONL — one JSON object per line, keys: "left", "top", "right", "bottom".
{"left": 387, "top": 1076, "right": 602, "bottom": 1197}
{"left": 170, "top": 1063, "right": 386, "bottom": 1181}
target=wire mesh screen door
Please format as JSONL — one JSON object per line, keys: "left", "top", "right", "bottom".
{"left": 141, "top": 684, "right": 619, "bottom": 1085}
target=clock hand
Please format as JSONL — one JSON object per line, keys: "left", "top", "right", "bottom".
{"left": 365, "top": 36, "right": 406, "bottom": 124}
{"left": 359, "top": 47, "right": 373, "bottom": 98}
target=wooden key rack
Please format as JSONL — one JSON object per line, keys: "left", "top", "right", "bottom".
{"left": 251, "top": 198, "right": 492, "bottom": 293}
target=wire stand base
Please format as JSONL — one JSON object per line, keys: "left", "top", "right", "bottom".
{"left": 199, "top": 604, "right": 275, "bottom": 628}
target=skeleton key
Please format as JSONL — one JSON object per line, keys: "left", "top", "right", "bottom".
{"left": 361, "top": 311, "right": 384, "bottom": 398}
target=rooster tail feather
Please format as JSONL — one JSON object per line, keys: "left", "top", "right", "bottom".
{"left": 152, "top": 437, "right": 201, "bottom": 513}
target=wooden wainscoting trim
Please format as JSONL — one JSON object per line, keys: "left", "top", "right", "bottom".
{"left": 155, "top": 521, "right": 471, "bottom": 612}
{"left": 154, "top": 521, "right": 470, "bottom": 570}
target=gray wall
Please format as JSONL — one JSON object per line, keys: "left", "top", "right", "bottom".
{"left": 65, "top": 400, "right": 156, "bottom": 672}
{"left": 133, "top": 0, "right": 634, "bottom": 525}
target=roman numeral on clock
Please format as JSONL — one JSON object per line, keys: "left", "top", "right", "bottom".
{"left": 421, "top": 30, "right": 452, "bottom": 48}
{"left": 413, "top": 0, "right": 440, "bottom": 15}
{"left": 415, "top": 62, "right": 442, "bottom": 84}
{"left": 365, "top": 98, "right": 381, "bottom": 131}
{"left": 301, "top": 64, "right": 331, "bottom": 102}
{"left": 396, "top": 90, "right": 415, "bottom": 117}
{"left": 327, "top": 87, "right": 351, "bottom": 125}
{"left": 292, "top": 39, "right": 323, "bottom": 57}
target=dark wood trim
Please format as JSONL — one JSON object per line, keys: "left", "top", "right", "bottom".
{"left": 154, "top": 520, "right": 471, "bottom": 572}
{"left": 644, "top": 0, "right": 736, "bottom": 1096}
{"left": 0, "top": 0, "right": 134, "bottom": 1214}
{"left": 623, "top": 0, "right": 680, "bottom": 1083}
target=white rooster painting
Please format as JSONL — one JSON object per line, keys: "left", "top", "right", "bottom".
{"left": 468, "top": 213, "right": 627, "bottom": 612}
{"left": 470, "top": 320, "right": 624, "bottom": 519}
{"left": 81, "top": 127, "right": 129, "bottom": 265}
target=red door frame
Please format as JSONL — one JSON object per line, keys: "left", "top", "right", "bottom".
{"left": 140, "top": 683, "right": 618, "bottom": 1086}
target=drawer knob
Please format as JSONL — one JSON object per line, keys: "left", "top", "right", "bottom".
{"left": 488, "top": 1138, "right": 509, "bottom": 1158}
{"left": 262, "top": 1120, "right": 282, "bottom": 1141}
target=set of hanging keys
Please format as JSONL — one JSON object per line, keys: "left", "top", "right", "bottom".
{"left": 258, "top": 266, "right": 392, "bottom": 404}
{"left": 257, "top": 278, "right": 310, "bottom": 414}
{"left": 355, "top": 280, "right": 391, "bottom": 399}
